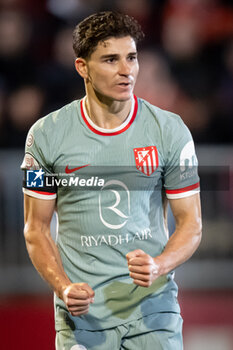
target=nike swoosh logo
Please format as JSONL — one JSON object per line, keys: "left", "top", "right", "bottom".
{"left": 65, "top": 164, "right": 90, "bottom": 174}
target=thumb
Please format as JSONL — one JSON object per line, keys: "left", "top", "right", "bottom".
{"left": 79, "top": 283, "right": 95, "bottom": 299}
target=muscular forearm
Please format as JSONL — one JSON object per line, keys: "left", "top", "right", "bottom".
{"left": 24, "top": 225, "right": 95, "bottom": 315}
{"left": 155, "top": 193, "right": 202, "bottom": 275}
{"left": 24, "top": 225, "right": 70, "bottom": 299}
{"left": 127, "top": 220, "right": 201, "bottom": 288}
{"left": 155, "top": 222, "right": 202, "bottom": 276}
{"left": 127, "top": 195, "right": 202, "bottom": 287}
{"left": 23, "top": 195, "right": 95, "bottom": 316}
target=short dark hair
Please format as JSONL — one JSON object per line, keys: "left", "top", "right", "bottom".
{"left": 73, "top": 11, "right": 144, "bottom": 59}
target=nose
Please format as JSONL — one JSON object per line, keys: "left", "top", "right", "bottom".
{"left": 118, "top": 59, "right": 131, "bottom": 76}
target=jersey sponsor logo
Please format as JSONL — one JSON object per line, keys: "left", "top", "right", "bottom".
{"left": 65, "top": 164, "right": 90, "bottom": 174}
{"left": 81, "top": 228, "right": 153, "bottom": 247}
{"left": 134, "top": 146, "right": 159, "bottom": 176}
{"left": 21, "top": 153, "right": 39, "bottom": 170}
{"left": 26, "top": 133, "right": 34, "bottom": 147}
{"left": 99, "top": 180, "right": 130, "bottom": 230}
{"left": 180, "top": 141, "right": 198, "bottom": 173}
{"left": 26, "top": 169, "right": 44, "bottom": 187}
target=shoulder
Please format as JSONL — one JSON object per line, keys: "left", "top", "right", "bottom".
{"left": 29, "top": 100, "right": 80, "bottom": 136}
{"left": 137, "top": 97, "right": 194, "bottom": 161}
{"left": 137, "top": 97, "right": 191, "bottom": 151}
{"left": 25, "top": 99, "right": 81, "bottom": 160}
{"left": 139, "top": 97, "right": 186, "bottom": 131}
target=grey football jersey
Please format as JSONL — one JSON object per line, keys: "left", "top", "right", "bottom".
{"left": 22, "top": 95, "right": 199, "bottom": 330}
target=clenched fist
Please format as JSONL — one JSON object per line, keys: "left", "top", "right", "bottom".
{"left": 62, "top": 283, "right": 95, "bottom": 316}
{"left": 126, "top": 249, "right": 160, "bottom": 287}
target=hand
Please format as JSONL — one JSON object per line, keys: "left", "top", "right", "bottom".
{"left": 126, "top": 249, "right": 160, "bottom": 287}
{"left": 62, "top": 283, "right": 95, "bottom": 316}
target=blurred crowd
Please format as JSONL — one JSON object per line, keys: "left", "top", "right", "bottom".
{"left": 0, "top": 0, "right": 232, "bottom": 148}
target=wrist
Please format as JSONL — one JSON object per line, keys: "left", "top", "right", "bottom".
{"left": 56, "top": 279, "right": 71, "bottom": 300}
{"left": 153, "top": 255, "right": 167, "bottom": 276}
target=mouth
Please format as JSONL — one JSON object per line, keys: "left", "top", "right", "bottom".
{"left": 117, "top": 82, "right": 132, "bottom": 88}
{"left": 118, "top": 82, "right": 130, "bottom": 85}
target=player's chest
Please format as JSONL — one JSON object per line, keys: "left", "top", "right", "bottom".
{"left": 52, "top": 134, "right": 165, "bottom": 191}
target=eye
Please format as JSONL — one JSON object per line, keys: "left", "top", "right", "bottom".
{"left": 128, "top": 55, "right": 137, "bottom": 62}
{"left": 105, "top": 57, "right": 117, "bottom": 63}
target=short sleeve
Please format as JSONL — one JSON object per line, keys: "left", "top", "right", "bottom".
{"left": 164, "top": 119, "right": 200, "bottom": 199}
{"left": 21, "top": 121, "right": 57, "bottom": 200}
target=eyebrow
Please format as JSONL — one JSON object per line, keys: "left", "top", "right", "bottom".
{"left": 100, "top": 52, "right": 138, "bottom": 59}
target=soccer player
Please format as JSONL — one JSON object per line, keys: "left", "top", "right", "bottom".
{"left": 21, "top": 11, "right": 202, "bottom": 350}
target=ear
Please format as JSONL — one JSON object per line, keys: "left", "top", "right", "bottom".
{"left": 75, "top": 58, "right": 88, "bottom": 79}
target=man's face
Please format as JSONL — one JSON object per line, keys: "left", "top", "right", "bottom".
{"left": 85, "top": 36, "right": 139, "bottom": 101}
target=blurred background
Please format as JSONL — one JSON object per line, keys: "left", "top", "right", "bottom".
{"left": 0, "top": 0, "right": 232, "bottom": 349}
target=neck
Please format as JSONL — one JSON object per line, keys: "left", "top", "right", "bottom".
{"left": 85, "top": 88, "right": 133, "bottom": 129}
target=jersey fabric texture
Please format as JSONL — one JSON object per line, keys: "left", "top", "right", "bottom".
{"left": 21, "top": 95, "right": 200, "bottom": 332}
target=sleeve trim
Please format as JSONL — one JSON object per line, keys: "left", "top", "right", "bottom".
{"left": 23, "top": 188, "right": 57, "bottom": 200}
{"left": 33, "top": 190, "right": 56, "bottom": 196}
{"left": 166, "top": 189, "right": 200, "bottom": 199}
{"left": 165, "top": 182, "right": 200, "bottom": 195}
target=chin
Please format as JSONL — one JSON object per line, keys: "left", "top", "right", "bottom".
{"left": 112, "top": 91, "right": 133, "bottom": 102}
{"left": 95, "top": 88, "right": 133, "bottom": 103}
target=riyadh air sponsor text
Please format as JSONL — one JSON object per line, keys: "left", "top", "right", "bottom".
{"left": 81, "top": 228, "right": 153, "bottom": 247}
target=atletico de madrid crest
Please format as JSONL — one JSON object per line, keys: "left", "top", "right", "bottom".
{"left": 134, "top": 146, "right": 159, "bottom": 176}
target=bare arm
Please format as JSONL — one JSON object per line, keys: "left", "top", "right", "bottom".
{"left": 127, "top": 193, "right": 202, "bottom": 286}
{"left": 24, "top": 194, "right": 94, "bottom": 315}
{"left": 157, "top": 192, "right": 202, "bottom": 274}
